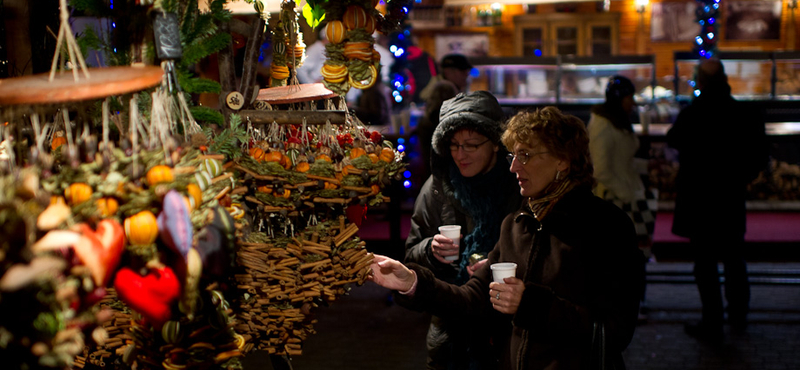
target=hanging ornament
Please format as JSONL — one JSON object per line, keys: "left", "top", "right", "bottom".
{"left": 152, "top": 9, "right": 201, "bottom": 143}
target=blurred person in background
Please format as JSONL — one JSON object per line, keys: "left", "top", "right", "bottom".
{"left": 667, "top": 58, "right": 769, "bottom": 343}
{"left": 587, "top": 75, "right": 656, "bottom": 321}
{"left": 417, "top": 54, "right": 473, "bottom": 179}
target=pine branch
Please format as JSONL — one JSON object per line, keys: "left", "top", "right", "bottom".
{"left": 182, "top": 32, "right": 231, "bottom": 67}
{"left": 207, "top": 114, "right": 249, "bottom": 159}
{"left": 178, "top": 73, "right": 222, "bottom": 95}
{"left": 76, "top": 26, "right": 104, "bottom": 57}
{"left": 184, "top": 12, "right": 217, "bottom": 46}
{"left": 191, "top": 106, "right": 224, "bottom": 126}
{"left": 70, "top": 0, "right": 113, "bottom": 17}
{"left": 160, "top": 0, "right": 180, "bottom": 13}
{"left": 180, "top": 0, "right": 197, "bottom": 37}
{"left": 209, "top": 0, "right": 232, "bottom": 22}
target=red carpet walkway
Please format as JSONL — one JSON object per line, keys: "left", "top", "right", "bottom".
{"left": 358, "top": 211, "right": 800, "bottom": 261}
{"left": 359, "top": 211, "right": 800, "bottom": 243}
{"left": 654, "top": 211, "right": 800, "bottom": 243}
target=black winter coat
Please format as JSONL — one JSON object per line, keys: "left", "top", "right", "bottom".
{"left": 396, "top": 185, "right": 644, "bottom": 370}
{"left": 666, "top": 89, "right": 768, "bottom": 238}
{"left": 405, "top": 158, "right": 521, "bottom": 369}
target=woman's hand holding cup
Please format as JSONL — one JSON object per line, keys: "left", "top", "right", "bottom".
{"left": 489, "top": 263, "right": 523, "bottom": 314}
{"left": 432, "top": 225, "right": 461, "bottom": 263}
{"left": 489, "top": 278, "right": 524, "bottom": 314}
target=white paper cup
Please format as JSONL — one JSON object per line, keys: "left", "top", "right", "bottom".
{"left": 490, "top": 263, "right": 517, "bottom": 283}
{"left": 438, "top": 225, "right": 461, "bottom": 261}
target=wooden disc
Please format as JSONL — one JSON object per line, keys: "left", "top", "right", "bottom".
{"left": 0, "top": 66, "right": 164, "bottom": 106}
{"left": 255, "top": 83, "right": 338, "bottom": 105}
{"left": 226, "top": 91, "right": 246, "bottom": 110}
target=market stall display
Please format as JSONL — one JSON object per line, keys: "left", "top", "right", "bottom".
{"left": 0, "top": 0, "right": 410, "bottom": 368}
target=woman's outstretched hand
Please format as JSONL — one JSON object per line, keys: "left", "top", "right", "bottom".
{"left": 368, "top": 254, "right": 417, "bottom": 292}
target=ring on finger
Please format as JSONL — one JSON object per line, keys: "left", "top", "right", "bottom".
{"left": 495, "top": 292, "right": 500, "bottom": 300}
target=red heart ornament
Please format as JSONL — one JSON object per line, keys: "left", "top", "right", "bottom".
{"left": 114, "top": 266, "right": 180, "bottom": 329}
{"left": 72, "top": 219, "right": 126, "bottom": 287}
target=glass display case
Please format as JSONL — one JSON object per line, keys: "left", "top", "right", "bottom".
{"left": 469, "top": 56, "right": 560, "bottom": 105}
{"left": 774, "top": 52, "right": 800, "bottom": 100}
{"left": 673, "top": 51, "right": 787, "bottom": 101}
{"left": 469, "top": 55, "right": 661, "bottom": 105}
{"left": 558, "top": 55, "right": 656, "bottom": 104}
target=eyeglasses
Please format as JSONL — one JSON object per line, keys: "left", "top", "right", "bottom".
{"left": 449, "top": 139, "right": 490, "bottom": 153}
{"left": 506, "top": 151, "right": 548, "bottom": 165}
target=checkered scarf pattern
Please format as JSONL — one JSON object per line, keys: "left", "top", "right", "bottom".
{"left": 599, "top": 188, "right": 657, "bottom": 240}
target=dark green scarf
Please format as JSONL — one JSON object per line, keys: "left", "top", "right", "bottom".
{"left": 449, "top": 157, "right": 511, "bottom": 284}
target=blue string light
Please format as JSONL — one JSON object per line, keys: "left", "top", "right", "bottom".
{"left": 388, "top": 22, "right": 415, "bottom": 107}
{"left": 692, "top": 0, "right": 719, "bottom": 60}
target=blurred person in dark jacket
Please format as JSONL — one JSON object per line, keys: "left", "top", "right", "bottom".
{"left": 417, "top": 54, "right": 474, "bottom": 179}
{"left": 667, "top": 58, "right": 769, "bottom": 342}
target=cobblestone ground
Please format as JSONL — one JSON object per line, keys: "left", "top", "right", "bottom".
{"left": 243, "top": 262, "right": 800, "bottom": 370}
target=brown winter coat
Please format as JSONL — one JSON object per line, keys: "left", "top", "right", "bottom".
{"left": 396, "top": 185, "right": 643, "bottom": 370}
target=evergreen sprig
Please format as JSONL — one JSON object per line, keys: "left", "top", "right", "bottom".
{"left": 182, "top": 32, "right": 231, "bottom": 67}
{"left": 205, "top": 114, "right": 249, "bottom": 159}
{"left": 191, "top": 106, "right": 225, "bottom": 126}
{"left": 70, "top": 0, "right": 113, "bottom": 17}
{"left": 178, "top": 73, "right": 221, "bottom": 94}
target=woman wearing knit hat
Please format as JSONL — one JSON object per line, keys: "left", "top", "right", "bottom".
{"left": 405, "top": 90, "right": 521, "bottom": 370}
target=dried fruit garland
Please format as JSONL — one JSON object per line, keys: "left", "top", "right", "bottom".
{"left": 270, "top": 0, "right": 306, "bottom": 87}
{"left": 312, "top": 0, "right": 417, "bottom": 95}
{"left": 321, "top": 2, "right": 384, "bottom": 95}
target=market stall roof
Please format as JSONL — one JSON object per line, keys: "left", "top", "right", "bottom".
{"left": 0, "top": 66, "right": 163, "bottom": 105}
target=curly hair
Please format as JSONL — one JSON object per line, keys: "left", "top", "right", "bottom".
{"left": 501, "top": 106, "right": 594, "bottom": 187}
